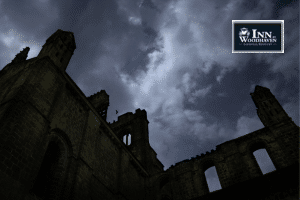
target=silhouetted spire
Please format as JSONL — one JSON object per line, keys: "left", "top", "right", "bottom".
{"left": 10, "top": 47, "right": 30, "bottom": 64}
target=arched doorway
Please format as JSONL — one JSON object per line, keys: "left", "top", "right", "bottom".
{"left": 158, "top": 175, "right": 173, "bottom": 200}
{"left": 30, "top": 141, "right": 64, "bottom": 199}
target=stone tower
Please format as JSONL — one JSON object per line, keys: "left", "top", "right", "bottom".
{"left": 0, "top": 29, "right": 298, "bottom": 200}
{"left": 37, "top": 29, "right": 76, "bottom": 71}
{"left": 109, "top": 109, "right": 163, "bottom": 175}
{"left": 250, "top": 85, "right": 294, "bottom": 127}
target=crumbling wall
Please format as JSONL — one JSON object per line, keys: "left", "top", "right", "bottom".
{"left": 151, "top": 123, "right": 299, "bottom": 200}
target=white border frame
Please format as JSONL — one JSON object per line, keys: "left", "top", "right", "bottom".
{"left": 232, "top": 20, "right": 284, "bottom": 53}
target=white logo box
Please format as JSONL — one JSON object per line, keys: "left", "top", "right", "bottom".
{"left": 232, "top": 20, "right": 284, "bottom": 53}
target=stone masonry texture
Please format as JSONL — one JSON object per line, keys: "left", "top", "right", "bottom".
{"left": 0, "top": 29, "right": 299, "bottom": 200}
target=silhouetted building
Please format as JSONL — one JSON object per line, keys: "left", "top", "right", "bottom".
{"left": 0, "top": 29, "right": 298, "bottom": 200}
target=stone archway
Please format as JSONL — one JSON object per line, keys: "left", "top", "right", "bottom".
{"left": 31, "top": 140, "right": 64, "bottom": 199}
{"left": 154, "top": 174, "right": 173, "bottom": 200}
{"left": 30, "top": 129, "right": 73, "bottom": 200}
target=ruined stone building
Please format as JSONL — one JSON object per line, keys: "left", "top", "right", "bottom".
{"left": 0, "top": 29, "right": 298, "bottom": 200}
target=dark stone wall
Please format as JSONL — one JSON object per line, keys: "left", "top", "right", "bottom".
{"left": 152, "top": 122, "right": 299, "bottom": 200}
{"left": 0, "top": 57, "right": 150, "bottom": 200}
{"left": 0, "top": 55, "right": 298, "bottom": 200}
{"left": 0, "top": 29, "right": 298, "bottom": 200}
{"left": 190, "top": 162, "right": 299, "bottom": 200}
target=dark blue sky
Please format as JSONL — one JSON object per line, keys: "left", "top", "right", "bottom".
{"left": 0, "top": 0, "right": 298, "bottom": 192}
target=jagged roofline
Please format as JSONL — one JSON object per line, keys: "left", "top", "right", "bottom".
{"left": 87, "top": 90, "right": 109, "bottom": 100}
{"left": 21, "top": 46, "right": 30, "bottom": 52}
{"left": 15, "top": 46, "right": 30, "bottom": 56}
{"left": 8, "top": 46, "right": 31, "bottom": 65}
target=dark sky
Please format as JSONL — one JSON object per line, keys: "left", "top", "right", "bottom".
{"left": 0, "top": 0, "right": 298, "bottom": 192}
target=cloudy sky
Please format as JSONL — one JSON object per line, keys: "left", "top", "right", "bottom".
{"left": 0, "top": 0, "right": 298, "bottom": 192}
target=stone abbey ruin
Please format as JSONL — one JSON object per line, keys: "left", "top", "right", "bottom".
{"left": 0, "top": 29, "right": 298, "bottom": 200}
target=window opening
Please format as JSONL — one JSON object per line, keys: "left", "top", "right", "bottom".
{"left": 253, "top": 149, "right": 276, "bottom": 174}
{"left": 123, "top": 135, "right": 126, "bottom": 144}
{"left": 128, "top": 134, "right": 131, "bottom": 145}
{"left": 205, "top": 166, "right": 222, "bottom": 192}
{"left": 123, "top": 134, "right": 131, "bottom": 145}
